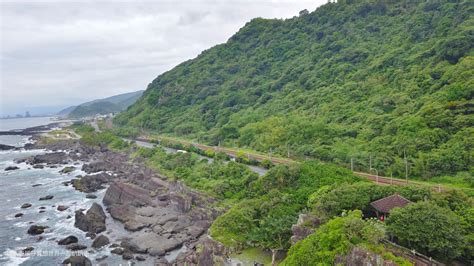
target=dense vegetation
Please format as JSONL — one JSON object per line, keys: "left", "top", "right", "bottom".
{"left": 298, "top": 183, "right": 474, "bottom": 263}
{"left": 115, "top": 0, "right": 473, "bottom": 182}
{"left": 281, "top": 210, "right": 411, "bottom": 266}
{"left": 72, "top": 125, "right": 473, "bottom": 263}
{"left": 72, "top": 124, "right": 131, "bottom": 150}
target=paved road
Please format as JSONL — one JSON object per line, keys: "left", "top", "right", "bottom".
{"left": 128, "top": 138, "right": 268, "bottom": 176}
{"left": 135, "top": 136, "right": 460, "bottom": 191}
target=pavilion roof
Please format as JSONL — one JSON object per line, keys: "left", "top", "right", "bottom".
{"left": 370, "top": 193, "right": 411, "bottom": 214}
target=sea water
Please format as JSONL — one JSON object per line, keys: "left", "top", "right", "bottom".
{"left": 0, "top": 118, "right": 158, "bottom": 265}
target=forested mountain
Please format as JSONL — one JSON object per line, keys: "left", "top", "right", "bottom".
{"left": 63, "top": 90, "right": 143, "bottom": 118}
{"left": 116, "top": 0, "right": 473, "bottom": 180}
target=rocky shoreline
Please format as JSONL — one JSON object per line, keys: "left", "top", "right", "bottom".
{"left": 7, "top": 133, "right": 229, "bottom": 265}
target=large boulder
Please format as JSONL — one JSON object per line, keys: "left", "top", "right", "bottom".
{"left": 66, "top": 244, "right": 87, "bottom": 251}
{"left": 81, "top": 161, "right": 109, "bottom": 173}
{"left": 62, "top": 255, "right": 92, "bottom": 266}
{"left": 39, "top": 195, "right": 54, "bottom": 201}
{"left": 27, "top": 225, "right": 48, "bottom": 235}
{"left": 21, "top": 203, "right": 32, "bottom": 209}
{"left": 5, "top": 166, "right": 19, "bottom": 171}
{"left": 60, "top": 166, "right": 76, "bottom": 174}
{"left": 74, "top": 203, "right": 106, "bottom": 234}
{"left": 57, "top": 205, "right": 69, "bottom": 211}
{"left": 31, "top": 152, "right": 67, "bottom": 165}
{"left": 103, "top": 182, "right": 151, "bottom": 207}
{"left": 58, "top": 235, "right": 78, "bottom": 245}
{"left": 72, "top": 173, "right": 111, "bottom": 193}
{"left": 128, "top": 234, "right": 181, "bottom": 256}
{"left": 91, "top": 235, "right": 109, "bottom": 249}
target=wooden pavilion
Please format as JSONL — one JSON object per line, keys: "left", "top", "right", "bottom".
{"left": 370, "top": 193, "right": 411, "bottom": 221}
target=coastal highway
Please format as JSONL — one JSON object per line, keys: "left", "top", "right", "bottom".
{"left": 88, "top": 119, "right": 456, "bottom": 191}
{"left": 133, "top": 135, "right": 462, "bottom": 192}
{"left": 126, "top": 138, "right": 269, "bottom": 176}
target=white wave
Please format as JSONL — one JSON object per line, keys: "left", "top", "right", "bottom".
{"left": 2, "top": 248, "right": 29, "bottom": 265}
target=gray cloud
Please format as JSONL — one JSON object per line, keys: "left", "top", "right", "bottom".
{"left": 0, "top": 0, "right": 325, "bottom": 116}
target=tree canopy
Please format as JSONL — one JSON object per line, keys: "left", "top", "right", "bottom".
{"left": 115, "top": 0, "right": 473, "bottom": 181}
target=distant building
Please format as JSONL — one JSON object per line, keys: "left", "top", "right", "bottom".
{"left": 370, "top": 193, "right": 411, "bottom": 221}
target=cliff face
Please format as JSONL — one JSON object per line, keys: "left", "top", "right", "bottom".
{"left": 103, "top": 182, "right": 152, "bottom": 207}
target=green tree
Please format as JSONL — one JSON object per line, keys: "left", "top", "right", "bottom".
{"left": 387, "top": 201, "right": 466, "bottom": 260}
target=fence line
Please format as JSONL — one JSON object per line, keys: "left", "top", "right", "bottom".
{"left": 382, "top": 239, "right": 444, "bottom": 266}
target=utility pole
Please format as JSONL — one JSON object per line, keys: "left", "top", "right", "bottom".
{"left": 287, "top": 143, "right": 290, "bottom": 158}
{"left": 369, "top": 155, "right": 372, "bottom": 171}
{"left": 404, "top": 149, "right": 408, "bottom": 184}
{"left": 350, "top": 158, "right": 354, "bottom": 171}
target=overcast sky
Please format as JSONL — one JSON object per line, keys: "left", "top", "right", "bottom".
{"left": 0, "top": 0, "right": 325, "bottom": 116}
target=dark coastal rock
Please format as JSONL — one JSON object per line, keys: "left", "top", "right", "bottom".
{"left": 85, "top": 232, "right": 96, "bottom": 239}
{"left": 72, "top": 173, "right": 110, "bottom": 193}
{"left": 39, "top": 206, "right": 46, "bottom": 210}
{"left": 170, "top": 192, "right": 192, "bottom": 212}
{"left": 91, "top": 235, "right": 109, "bottom": 249}
{"left": 128, "top": 234, "right": 181, "bottom": 256}
{"left": 124, "top": 220, "right": 147, "bottom": 232}
{"left": 39, "top": 210, "right": 45, "bottom": 213}
{"left": 39, "top": 195, "right": 54, "bottom": 200}
{"left": 136, "top": 255, "right": 146, "bottom": 261}
{"left": 110, "top": 247, "right": 124, "bottom": 255}
{"left": 31, "top": 152, "right": 68, "bottom": 165}
{"left": 85, "top": 194, "right": 97, "bottom": 199}
{"left": 81, "top": 161, "right": 109, "bottom": 173}
{"left": 175, "top": 238, "right": 227, "bottom": 265}
{"left": 121, "top": 239, "right": 147, "bottom": 254}
{"left": 32, "top": 183, "right": 42, "bottom": 187}
{"left": 27, "top": 225, "right": 48, "bottom": 235}
{"left": 122, "top": 252, "right": 134, "bottom": 260}
{"left": 74, "top": 203, "right": 106, "bottom": 234}
{"left": 103, "top": 182, "right": 151, "bottom": 207}
{"left": 32, "top": 164, "right": 44, "bottom": 169}
{"left": 22, "top": 247, "right": 34, "bottom": 253}
{"left": 0, "top": 144, "right": 15, "bottom": 150}
{"left": 5, "top": 166, "right": 19, "bottom": 171}
{"left": 57, "top": 205, "right": 69, "bottom": 211}
{"left": 95, "top": 255, "right": 108, "bottom": 261}
{"left": 66, "top": 243, "right": 87, "bottom": 251}
{"left": 15, "top": 213, "right": 23, "bottom": 218}
{"left": 62, "top": 255, "right": 92, "bottom": 266}
{"left": 58, "top": 235, "right": 78, "bottom": 245}
{"left": 107, "top": 204, "right": 134, "bottom": 223}
{"left": 60, "top": 166, "right": 76, "bottom": 174}
{"left": 21, "top": 203, "right": 32, "bottom": 209}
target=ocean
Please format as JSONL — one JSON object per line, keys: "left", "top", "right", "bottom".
{"left": 0, "top": 117, "right": 125, "bottom": 265}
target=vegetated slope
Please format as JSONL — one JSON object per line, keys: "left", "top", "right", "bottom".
{"left": 57, "top": 105, "right": 77, "bottom": 117}
{"left": 67, "top": 90, "right": 144, "bottom": 118}
{"left": 116, "top": 0, "right": 473, "bottom": 180}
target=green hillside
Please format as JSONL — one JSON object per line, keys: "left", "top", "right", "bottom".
{"left": 68, "top": 90, "right": 143, "bottom": 118}
{"left": 115, "top": 0, "right": 473, "bottom": 180}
